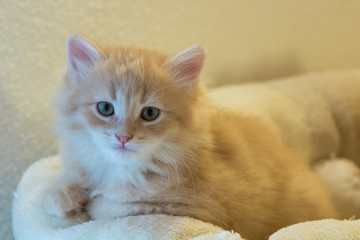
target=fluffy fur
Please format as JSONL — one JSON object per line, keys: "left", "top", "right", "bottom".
{"left": 44, "top": 34, "right": 339, "bottom": 240}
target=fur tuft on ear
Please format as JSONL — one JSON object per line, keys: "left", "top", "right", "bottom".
{"left": 165, "top": 46, "right": 205, "bottom": 88}
{"left": 66, "top": 34, "right": 104, "bottom": 83}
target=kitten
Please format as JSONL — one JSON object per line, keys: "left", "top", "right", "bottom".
{"left": 44, "top": 34, "right": 337, "bottom": 240}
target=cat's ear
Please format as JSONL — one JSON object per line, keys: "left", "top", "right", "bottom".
{"left": 66, "top": 34, "right": 104, "bottom": 83}
{"left": 165, "top": 46, "right": 205, "bottom": 89}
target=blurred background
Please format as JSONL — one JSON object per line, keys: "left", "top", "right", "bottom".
{"left": 1, "top": 1, "right": 360, "bottom": 239}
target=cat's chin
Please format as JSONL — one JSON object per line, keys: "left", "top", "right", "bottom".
{"left": 114, "top": 145, "right": 136, "bottom": 154}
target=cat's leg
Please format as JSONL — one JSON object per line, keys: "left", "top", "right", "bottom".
{"left": 43, "top": 169, "right": 89, "bottom": 218}
{"left": 315, "top": 158, "right": 360, "bottom": 219}
{"left": 87, "top": 195, "right": 163, "bottom": 219}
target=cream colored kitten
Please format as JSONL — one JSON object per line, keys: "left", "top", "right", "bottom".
{"left": 44, "top": 34, "right": 337, "bottom": 240}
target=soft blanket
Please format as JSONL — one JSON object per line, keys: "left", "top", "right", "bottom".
{"left": 12, "top": 156, "right": 360, "bottom": 240}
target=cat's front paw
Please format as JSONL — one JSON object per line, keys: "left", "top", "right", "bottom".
{"left": 43, "top": 184, "right": 89, "bottom": 218}
{"left": 87, "top": 195, "right": 131, "bottom": 219}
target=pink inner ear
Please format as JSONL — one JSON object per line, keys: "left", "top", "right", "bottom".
{"left": 175, "top": 54, "right": 204, "bottom": 81}
{"left": 167, "top": 46, "right": 205, "bottom": 85}
{"left": 70, "top": 59, "right": 79, "bottom": 71}
{"left": 69, "top": 40, "right": 96, "bottom": 70}
{"left": 67, "top": 35, "right": 103, "bottom": 77}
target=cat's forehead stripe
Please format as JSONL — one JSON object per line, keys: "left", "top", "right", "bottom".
{"left": 109, "top": 81, "right": 117, "bottom": 101}
{"left": 116, "top": 92, "right": 128, "bottom": 120}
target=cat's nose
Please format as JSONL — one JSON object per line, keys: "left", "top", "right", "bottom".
{"left": 115, "top": 134, "right": 133, "bottom": 144}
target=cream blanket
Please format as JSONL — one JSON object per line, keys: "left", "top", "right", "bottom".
{"left": 12, "top": 156, "right": 360, "bottom": 240}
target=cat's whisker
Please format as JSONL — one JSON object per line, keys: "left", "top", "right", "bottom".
{"left": 159, "top": 145, "right": 198, "bottom": 200}
{"left": 150, "top": 152, "right": 171, "bottom": 189}
{"left": 156, "top": 148, "right": 186, "bottom": 193}
{"left": 162, "top": 155, "right": 181, "bottom": 188}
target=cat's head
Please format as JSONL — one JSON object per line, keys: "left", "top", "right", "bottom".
{"left": 57, "top": 34, "right": 205, "bottom": 166}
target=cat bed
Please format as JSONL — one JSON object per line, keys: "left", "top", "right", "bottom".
{"left": 12, "top": 156, "right": 360, "bottom": 240}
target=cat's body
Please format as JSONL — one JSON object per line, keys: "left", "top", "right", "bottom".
{"left": 86, "top": 109, "right": 337, "bottom": 240}
{"left": 210, "top": 72, "right": 360, "bottom": 167}
{"left": 44, "top": 34, "right": 346, "bottom": 240}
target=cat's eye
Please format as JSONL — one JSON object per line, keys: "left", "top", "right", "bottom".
{"left": 97, "top": 102, "right": 114, "bottom": 116}
{"left": 141, "top": 107, "right": 160, "bottom": 121}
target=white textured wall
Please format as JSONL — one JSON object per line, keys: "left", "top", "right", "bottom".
{"left": 1, "top": 1, "right": 360, "bottom": 239}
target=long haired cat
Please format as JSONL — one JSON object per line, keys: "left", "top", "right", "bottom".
{"left": 44, "top": 34, "right": 337, "bottom": 240}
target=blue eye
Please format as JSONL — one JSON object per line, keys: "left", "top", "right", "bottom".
{"left": 141, "top": 107, "right": 160, "bottom": 121}
{"left": 97, "top": 102, "right": 114, "bottom": 116}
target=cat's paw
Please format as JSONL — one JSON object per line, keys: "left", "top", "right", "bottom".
{"left": 87, "top": 195, "right": 157, "bottom": 219}
{"left": 86, "top": 195, "right": 130, "bottom": 219}
{"left": 43, "top": 184, "right": 89, "bottom": 218}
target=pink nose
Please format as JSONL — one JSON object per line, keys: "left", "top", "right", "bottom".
{"left": 115, "top": 134, "right": 133, "bottom": 144}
